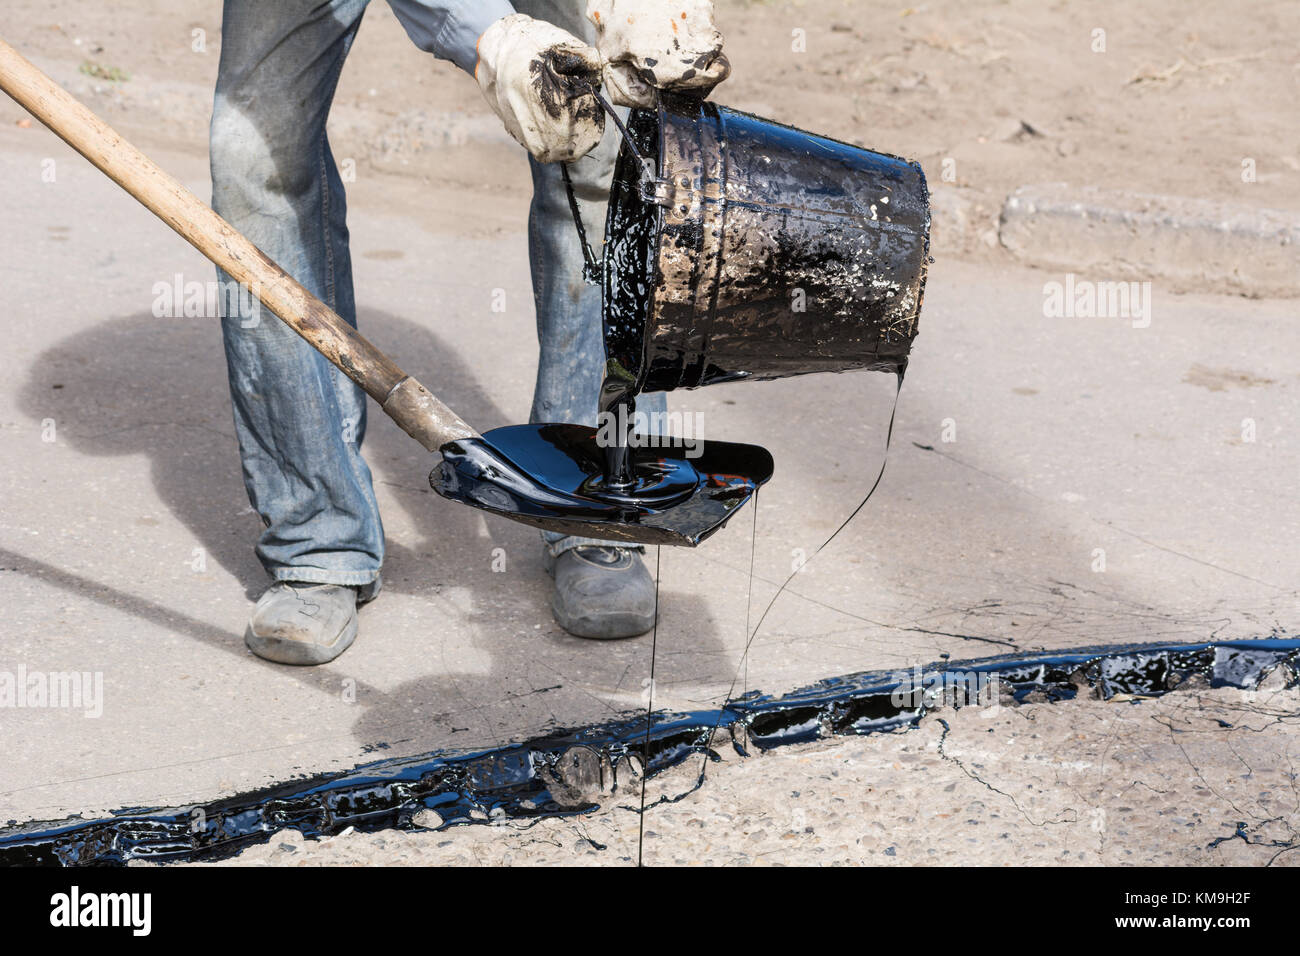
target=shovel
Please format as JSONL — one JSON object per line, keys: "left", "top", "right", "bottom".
{"left": 0, "top": 38, "right": 771, "bottom": 547}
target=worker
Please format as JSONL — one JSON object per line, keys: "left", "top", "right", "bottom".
{"left": 209, "top": 1, "right": 729, "bottom": 664}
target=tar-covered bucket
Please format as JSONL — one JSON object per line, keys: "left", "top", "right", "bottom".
{"left": 598, "top": 93, "right": 930, "bottom": 408}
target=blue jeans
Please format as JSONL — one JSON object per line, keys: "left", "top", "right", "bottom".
{"left": 211, "top": 0, "right": 663, "bottom": 587}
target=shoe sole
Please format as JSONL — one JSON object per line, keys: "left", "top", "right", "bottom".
{"left": 244, "top": 615, "right": 358, "bottom": 666}
{"left": 550, "top": 598, "right": 656, "bottom": 640}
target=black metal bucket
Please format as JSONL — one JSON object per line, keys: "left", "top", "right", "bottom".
{"left": 435, "top": 96, "right": 930, "bottom": 549}
{"left": 601, "top": 95, "right": 930, "bottom": 403}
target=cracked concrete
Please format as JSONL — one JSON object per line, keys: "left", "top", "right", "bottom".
{"left": 1, "top": 112, "right": 1296, "bottom": 828}
{"left": 187, "top": 681, "right": 1300, "bottom": 866}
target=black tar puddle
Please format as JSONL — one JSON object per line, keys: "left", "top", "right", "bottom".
{"left": 2, "top": 636, "right": 1296, "bottom": 866}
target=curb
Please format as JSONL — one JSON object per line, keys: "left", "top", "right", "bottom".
{"left": 998, "top": 183, "right": 1300, "bottom": 298}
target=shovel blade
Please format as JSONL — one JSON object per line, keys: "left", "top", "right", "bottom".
{"left": 431, "top": 424, "right": 773, "bottom": 547}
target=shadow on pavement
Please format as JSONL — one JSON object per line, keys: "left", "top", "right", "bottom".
{"left": 14, "top": 306, "right": 728, "bottom": 753}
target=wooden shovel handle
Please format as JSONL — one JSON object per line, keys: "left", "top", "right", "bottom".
{"left": 0, "top": 37, "right": 476, "bottom": 452}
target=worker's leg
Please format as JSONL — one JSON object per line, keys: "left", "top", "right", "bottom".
{"left": 516, "top": 0, "right": 665, "bottom": 638}
{"left": 210, "top": 0, "right": 383, "bottom": 590}
{"left": 516, "top": 0, "right": 667, "bottom": 435}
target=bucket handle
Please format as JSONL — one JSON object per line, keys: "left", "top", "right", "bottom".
{"left": 561, "top": 85, "right": 665, "bottom": 286}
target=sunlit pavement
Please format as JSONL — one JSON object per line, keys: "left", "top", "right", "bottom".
{"left": 1, "top": 122, "right": 1295, "bottom": 833}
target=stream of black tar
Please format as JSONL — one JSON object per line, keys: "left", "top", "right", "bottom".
{"left": 1, "top": 635, "right": 1295, "bottom": 866}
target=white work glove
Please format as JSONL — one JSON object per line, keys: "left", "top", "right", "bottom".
{"left": 586, "top": 0, "right": 730, "bottom": 108}
{"left": 475, "top": 14, "right": 606, "bottom": 163}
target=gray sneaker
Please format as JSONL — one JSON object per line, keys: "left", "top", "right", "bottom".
{"left": 545, "top": 546, "right": 656, "bottom": 639}
{"left": 245, "top": 577, "right": 381, "bottom": 665}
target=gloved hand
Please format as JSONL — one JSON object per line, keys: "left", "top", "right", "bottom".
{"left": 586, "top": 0, "right": 730, "bottom": 108}
{"left": 475, "top": 13, "right": 605, "bottom": 163}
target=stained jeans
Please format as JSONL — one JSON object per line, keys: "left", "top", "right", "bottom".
{"left": 211, "top": 0, "right": 663, "bottom": 586}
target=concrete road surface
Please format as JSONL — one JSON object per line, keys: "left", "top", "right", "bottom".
{"left": 1, "top": 119, "right": 1296, "bottom": 832}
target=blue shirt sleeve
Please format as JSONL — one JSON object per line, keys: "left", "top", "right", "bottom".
{"left": 386, "top": 0, "right": 518, "bottom": 75}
